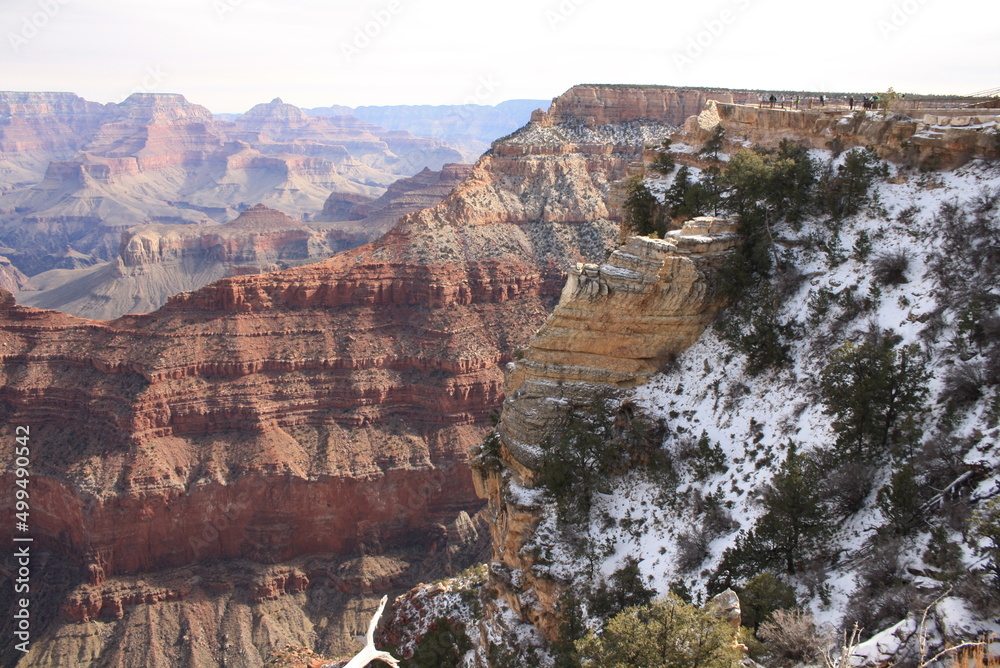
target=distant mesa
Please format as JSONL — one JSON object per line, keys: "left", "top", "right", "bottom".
{"left": 16, "top": 161, "right": 473, "bottom": 319}
{"left": 0, "top": 90, "right": 468, "bottom": 277}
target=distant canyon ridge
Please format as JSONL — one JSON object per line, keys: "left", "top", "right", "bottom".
{"left": 0, "top": 92, "right": 544, "bottom": 317}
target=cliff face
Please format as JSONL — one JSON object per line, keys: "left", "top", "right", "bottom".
{"left": 473, "top": 219, "right": 740, "bottom": 639}
{"left": 691, "top": 100, "right": 1000, "bottom": 169}
{"left": 546, "top": 84, "right": 737, "bottom": 127}
{"left": 0, "top": 83, "right": 692, "bottom": 665}
{"left": 0, "top": 92, "right": 108, "bottom": 178}
{"left": 18, "top": 204, "right": 345, "bottom": 319}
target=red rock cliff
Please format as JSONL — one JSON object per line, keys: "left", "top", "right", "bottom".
{"left": 0, "top": 83, "right": 743, "bottom": 665}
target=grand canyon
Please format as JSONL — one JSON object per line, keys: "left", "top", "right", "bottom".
{"left": 2, "top": 68, "right": 999, "bottom": 668}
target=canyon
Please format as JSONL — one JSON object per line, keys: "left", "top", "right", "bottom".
{"left": 6, "top": 83, "right": 992, "bottom": 666}
{"left": 366, "top": 94, "right": 1000, "bottom": 667}
{"left": 0, "top": 92, "right": 463, "bottom": 275}
{"left": 16, "top": 163, "right": 473, "bottom": 319}
{"left": 0, "top": 83, "right": 736, "bottom": 666}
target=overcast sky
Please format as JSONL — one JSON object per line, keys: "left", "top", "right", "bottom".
{"left": 1, "top": 0, "right": 997, "bottom": 113}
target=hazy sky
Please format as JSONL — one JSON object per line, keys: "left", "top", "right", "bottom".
{"left": 1, "top": 0, "right": 997, "bottom": 113}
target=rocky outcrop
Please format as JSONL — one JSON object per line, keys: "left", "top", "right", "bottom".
{"left": 19, "top": 550, "right": 454, "bottom": 667}
{"left": 690, "top": 100, "right": 1000, "bottom": 169}
{"left": 473, "top": 218, "right": 739, "bottom": 640}
{"left": 0, "top": 255, "right": 28, "bottom": 292}
{"left": 500, "top": 218, "right": 738, "bottom": 471}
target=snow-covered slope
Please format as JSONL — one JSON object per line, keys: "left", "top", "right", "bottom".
{"left": 527, "top": 155, "right": 1000, "bottom": 664}
{"left": 383, "top": 139, "right": 1000, "bottom": 667}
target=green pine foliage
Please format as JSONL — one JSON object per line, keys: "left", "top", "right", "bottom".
{"left": 651, "top": 139, "right": 676, "bottom": 175}
{"left": 699, "top": 125, "right": 725, "bottom": 161}
{"left": 401, "top": 618, "right": 472, "bottom": 668}
{"left": 712, "top": 446, "right": 829, "bottom": 587}
{"left": 622, "top": 175, "right": 663, "bottom": 237}
{"left": 576, "top": 594, "right": 741, "bottom": 668}
{"left": 816, "top": 147, "right": 888, "bottom": 221}
{"left": 717, "top": 284, "right": 792, "bottom": 376}
{"left": 754, "top": 446, "right": 831, "bottom": 575}
{"left": 588, "top": 556, "right": 658, "bottom": 620}
{"left": 875, "top": 462, "right": 924, "bottom": 534}
{"left": 537, "top": 397, "right": 618, "bottom": 524}
{"left": 820, "top": 333, "right": 931, "bottom": 462}
{"left": 737, "top": 573, "right": 798, "bottom": 632}
{"left": 536, "top": 394, "right": 666, "bottom": 525}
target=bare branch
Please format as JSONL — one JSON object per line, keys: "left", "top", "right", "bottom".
{"left": 343, "top": 596, "right": 400, "bottom": 668}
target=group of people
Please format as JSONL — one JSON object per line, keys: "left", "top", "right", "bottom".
{"left": 761, "top": 93, "right": 825, "bottom": 109}
{"left": 759, "top": 93, "right": 888, "bottom": 111}
{"left": 858, "top": 95, "right": 880, "bottom": 109}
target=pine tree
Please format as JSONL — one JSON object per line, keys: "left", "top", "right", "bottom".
{"left": 876, "top": 462, "right": 923, "bottom": 534}
{"left": 622, "top": 175, "right": 662, "bottom": 237}
{"left": 652, "top": 139, "right": 676, "bottom": 175}
{"left": 820, "top": 334, "right": 930, "bottom": 461}
{"left": 754, "top": 445, "right": 830, "bottom": 575}
{"left": 738, "top": 573, "right": 797, "bottom": 632}
{"left": 700, "top": 125, "right": 725, "bottom": 161}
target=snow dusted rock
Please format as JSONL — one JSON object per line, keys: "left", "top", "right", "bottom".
{"left": 499, "top": 219, "right": 738, "bottom": 471}
{"left": 690, "top": 100, "right": 1000, "bottom": 169}
{"left": 469, "top": 219, "right": 739, "bottom": 641}
{"left": 706, "top": 588, "right": 743, "bottom": 630}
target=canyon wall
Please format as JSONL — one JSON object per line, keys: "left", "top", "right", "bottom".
{"left": 690, "top": 100, "right": 1000, "bottom": 169}
{"left": 17, "top": 165, "right": 474, "bottom": 319}
{"left": 473, "top": 218, "right": 740, "bottom": 639}
{"left": 0, "top": 83, "right": 694, "bottom": 666}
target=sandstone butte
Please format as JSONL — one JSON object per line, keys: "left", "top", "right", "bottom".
{"left": 0, "top": 84, "right": 743, "bottom": 665}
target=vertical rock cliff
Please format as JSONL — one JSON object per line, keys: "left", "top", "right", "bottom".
{"left": 472, "top": 218, "right": 739, "bottom": 639}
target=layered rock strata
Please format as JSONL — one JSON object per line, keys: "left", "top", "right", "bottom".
{"left": 0, "top": 93, "right": 464, "bottom": 271}
{"left": 17, "top": 168, "right": 469, "bottom": 320}
{"left": 0, "top": 83, "right": 695, "bottom": 665}
{"left": 474, "top": 218, "right": 739, "bottom": 639}
{"left": 690, "top": 100, "right": 1000, "bottom": 169}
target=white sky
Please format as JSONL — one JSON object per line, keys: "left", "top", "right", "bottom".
{"left": 0, "top": 0, "right": 997, "bottom": 114}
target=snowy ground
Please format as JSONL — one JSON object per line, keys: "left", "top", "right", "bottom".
{"left": 528, "top": 153, "right": 1000, "bottom": 661}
